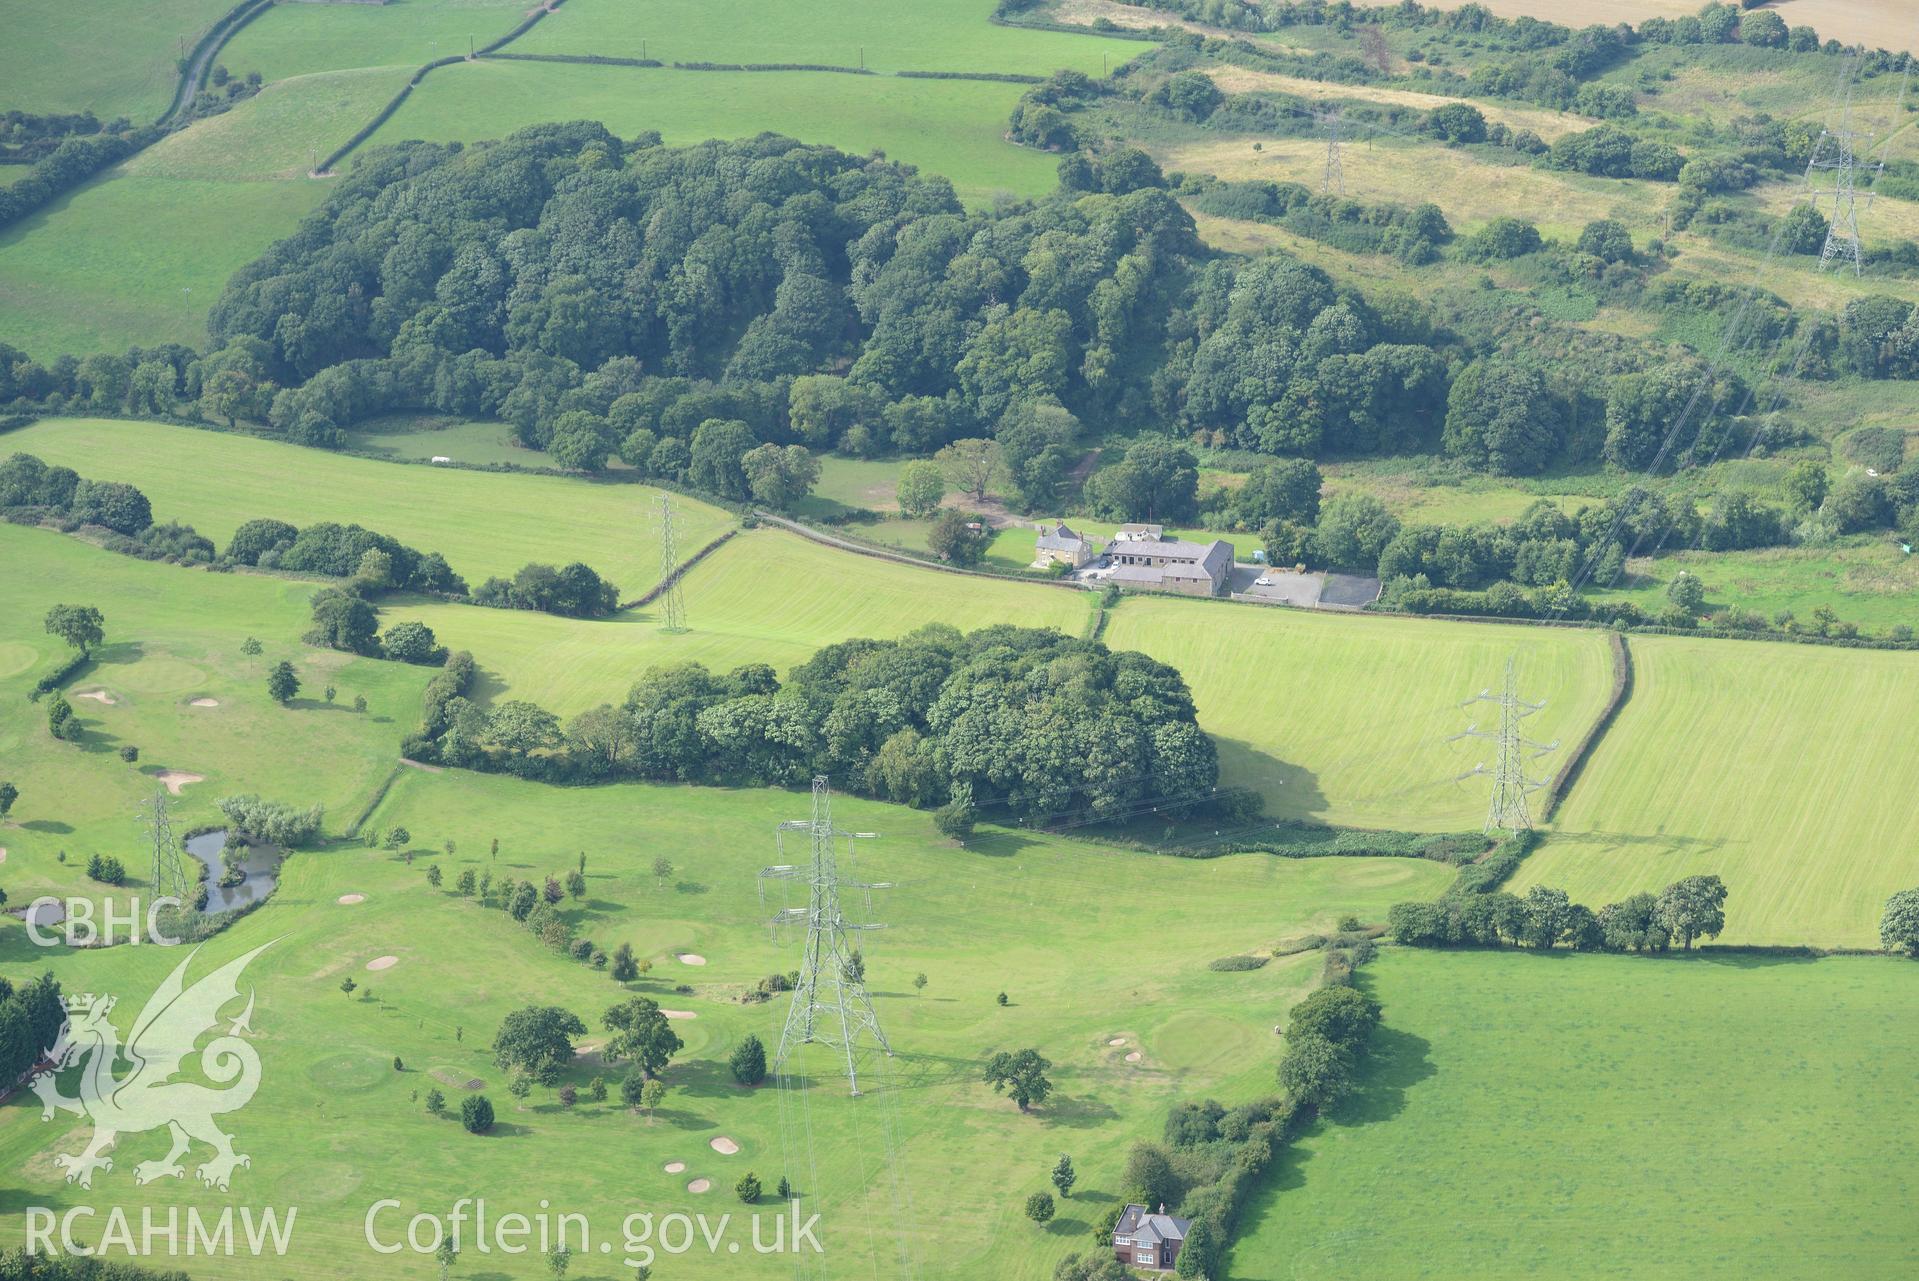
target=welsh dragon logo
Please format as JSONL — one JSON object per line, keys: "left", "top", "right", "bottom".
{"left": 32, "top": 942, "right": 272, "bottom": 1190}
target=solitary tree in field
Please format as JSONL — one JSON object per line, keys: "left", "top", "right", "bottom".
{"left": 460, "top": 1094, "right": 494, "bottom": 1135}
{"left": 984, "top": 1049, "right": 1053, "bottom": 1112}
{"left": 1667, "top": 572, "right": 1706, "bottom": 615}
{"left": 44, "top": 604, "right": 105, "bottom": 656}
{"left": 434, "top": 1238, "right": 458, "bottom": 1280}
{"left": 736, "top": 1172, "right": 762, "bottom": 1204}
{"left": 936, "top": 438, "right": 1000, "bottom": 503}
{"left": 1051, "top": 1154, "right": 1076, "bottom": 1198}
{"left": 566, "top": 869, "right": 586, "bottom": 899}
{"left": 913, "top": 972, "right": 927, "bottom": 997}
{"left": 1881, "top": 888, "right": 1919, "bottom": 957}
{"left": 0, "top": 781, "right": 17, "bottom": 822}
{"left": 729, "top": 1034, "right": 767, "bottom": 1086}
{"left": 266, "top": 660, "right": 300, "bottom": 705}
{"left": 652, "top": 857, "right": 673, "bottom": 888}
{"left": 603, "top": 997, "right": 683, "bottom": 1079}
{"left": 1655, "top": 875, "right": 1728, "bottom": 950}
{"left": 639, "top": 1077, "right": 665, "bottom": 1123}
{"left": 895, "top": 459, "right": 947, "bottom": 518}
{"left": 611, "top": 942, "right": 639, "bottom": 985}
{"left": 1024, "top": 1191, "right": 1055, "bottom": 1225}
{"left": 546, "top": 1245, "right": 571, "bottom": 1278}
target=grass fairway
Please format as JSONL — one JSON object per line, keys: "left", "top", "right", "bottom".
{"left": 0, "top": 522, "right": 430, "bottom": 910}
{"left": 1516, "top": 634, "right": 1919, "bottom": 947}
{"left": 0, "top": 765, "right": 1449, "bottom": 1279}
{"left": 1102, "top": 598, "right": 1615, "bottom": 831}
{"left": 517, "top": 0, "right": 1149, "bottom": 76}
{"left": 0, "top": 0, "right": 238, "bottom": 120}
{"left": 371, "top": 58, "right": 1063, "bottom": 202}
{"left": 399, "top": 528, "right": 1091, "bottom": 714}
{"left": 3, "top": 418, "right": 735, "bottom": 595}
{"left": 0, "top": 175, "right": 325, "bottom": 359}
{"left": 1231, "top": 948, "right": 1919, "bottom": 1281}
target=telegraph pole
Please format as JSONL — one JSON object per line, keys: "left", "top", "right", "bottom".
{"left": 1451, "top": 657, "right": 1557, "bottom": 833}
{"left": 656, "top": 494, "right": 687, "bottom": 633}
{"left": 1807, "top": 54, "right": 1871, "bottom": 275}
{"left": 759, "top": 777, "right": 893, "bottom": 1095}
{"left": 143, "top": 787, "right": 195, "bottom": 909}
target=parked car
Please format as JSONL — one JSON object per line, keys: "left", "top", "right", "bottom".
{"left": 1254, "top": 576, "right": 1273, "bottom": 587}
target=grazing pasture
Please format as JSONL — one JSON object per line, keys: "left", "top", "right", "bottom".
{"left": 368, "top": 58, "right": 1064, "bottom": 202}
{"left": 397, "top": 528, "right": 1090, "bottom": 715}
{"left": 1103, "top": 598, "right": 1615, "bottom": 831}
{"left": 0, "top": 0, "right": 238, "bottom": 121}
{"left": 1230, "top": 948, "right": 1919, "bottom": 1280}
{"left": 221, "top": 0, "right": 533, "bottom": 82}
{"left": 3, "top": 418, "right": 735, "bottom": 595}
{"left": 0, "top": 763, "right": 1450, "bottom": 1279}
{"left": 0, "top": 175, "right": 325, "bottom": 359}
{"left": 1516, "top": 633, "right": 1919, "bottom": 947}
{"left": 513, "top": 0, "right": 1148, "bottom": 76}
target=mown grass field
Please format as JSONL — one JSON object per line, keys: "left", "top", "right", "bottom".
{"left": 0, "top": 174, "right": 326, "bottom": 359}
{"left": 398, "top": 528, "right": 1091, "bottom": 714}
{"left": 1230, "top": 947, "right": 1919, "bottom": 1281}
{"left": 0, "top": 764, "right": 1450, "bottom": 1280}
{"left": 1518, "top": 632, "right": 1919, "bottom": 947}
{"left": 0, "top": 522, "right": 432, "bottom": 912}
{"left": 513, "top": 0, "right": 1148, "bottom": 76}
{"left": 4, "top": 418, "right": 735, "bottom": 595}
{"left": 126, "top": 66, "right": 420, "bottom": 181}
{"left": 1103, "top": 598, "right": 1616, "bottom": 831}
{"left": 0, "top": 0, "right": 237, "bottom": 121}
{"left": 369, "top": 59, "right": 1065, "bottom": 202}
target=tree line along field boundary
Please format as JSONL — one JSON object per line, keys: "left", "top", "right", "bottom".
{"left": 1538, "top": 629, "right": 1630, "bottom": 822}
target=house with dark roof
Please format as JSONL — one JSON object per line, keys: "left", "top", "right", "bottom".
{"left": 1032, "top": 520, "right": 1092, "bottom": 568}
{"left": 1105, "top": 529, "right": 1234, "bottom": 597}
{"left": 1112, "top": 1204, "right": 1191, "bottom": 1272}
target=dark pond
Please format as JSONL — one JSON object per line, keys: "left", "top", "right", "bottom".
{"left": 183, "top": 830, "right": 282, "bottom": 913}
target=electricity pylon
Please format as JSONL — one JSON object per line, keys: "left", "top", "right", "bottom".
{"left": 759, "top": 777, "right": 892, "bottom": 1095}
{"left": 1319, "top": 108, "right": 1345, "bottom": 196}
{"left": 1806, "top": 54, "right": 1872, "bottom": 275}
{"left": 656, "top": 494, "right": 687, "bottom": 633}
{"left": 141, "top": 786, "right": 194, "bottom": 908}
{"left": 1451, "top": 657, "right": 1558, "bottom": 834}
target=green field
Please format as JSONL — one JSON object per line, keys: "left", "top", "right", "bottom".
{"left": 222, "top": 0, "right": 531, "bottom": 81}
{"left": 397, "top": 527, "right": 1090, "bottom": 714}
{"left": 4, "top": 418, "right": 735, "bottom": 595}
{"left": 515, "top": 0, "right": 1148, "bottom": 76}
{"left": 1590, "top": 542, "right": 1919, "bottom": 634}
{"left": 1231, "top": 948, "right": 1919, "bottom": 1280}
{"left": 0, "top": 0, "right": 237, "bottom": 121}
{"left": 0, "top": 764, "right": 1449, "bottom": 1279}
{"left": 341, "top": 416, "right": 553, "bottom": 467}
{"left": 0, "top": 174, "right": 325, "bottom": 359}
{"left": 1518, "top": 633, "right": 1919, "bottom": 947}
{"left": 0, "top": 522, "right": 431, "bottom": 910}
{"left": 369, "top": 58, "right": 1064, "bottom": 202}
{"left": 125, "top": 66, "right": 420, "bottom": 181}
{"left": 1104, "top": 598, "right": 1616, "bottom": 831}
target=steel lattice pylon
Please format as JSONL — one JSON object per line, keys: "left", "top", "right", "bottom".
{"left": 1806, "top": 54, "right": 1873, "bottom": 275}
{"left": 656, "top": 494, "right": 687, "bottom": 633}
{"left": 1319, "top": 108, "right": 1345, "bottom": 196}
{"left": 1451, "top": 656, "right": 1558, "bottom": 834}
{"left": 759, "top": 777, "right": 892, "bottom": 1095}
{"left": 141, "top": 786, "right": 195, "bottom": 908}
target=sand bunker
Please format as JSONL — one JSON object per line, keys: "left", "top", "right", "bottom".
{"left": 337, "top": 893, "right": 365, "bottom": 905}
{"left": 663, "top": 1161, "right": 686, "bottom": 1174}
{"left": 154, "top": 770, "right": 204, "bottom": 795}
{"left": 687, "top": 1179, "right": 711, "bottom": 1194}
{"left": 663, "top": 1009, "right": 698, "bottom": 1021}
{"left": 189, "top": 697, "right": 220, "bottom": 708}
{"left": 365, "top": 955, "right": 398, "bottom": 971}
{"left": 709, "top": 1136, "right": 740, "bottom": 1156}
{"left": 1107, "top": 1037, "right": 1127, "bottom": 1046}
{"left": 76, "top": 689, "right": 116, "bottom": 704}
{"left": 676, "top": 952, "right": 707, "bottom": 966}
{"left": 1125, "top": 1051, "right": 1142, "bottom": 1063}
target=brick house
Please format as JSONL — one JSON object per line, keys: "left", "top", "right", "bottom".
{"left": 1113, "top": 1204, "right": 1191, "bottom": 1272}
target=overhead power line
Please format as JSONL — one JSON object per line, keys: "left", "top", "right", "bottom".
{"left": 1450, "top": 656, "right": 1557, "bottom": 834}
